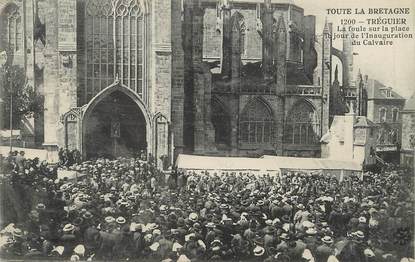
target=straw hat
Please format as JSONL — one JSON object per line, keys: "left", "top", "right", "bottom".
{"left": 63, "top": 224, "right": 75, "bottom": 232}
{"left": 322, "top": 236, "right": 333, "bottom": 244}
{"left": 189, "top": 213, "right": 198, "bottom": 222}
{"left": 74, "top": 244, "right": 85, "bottom": 256}
{"left": 172, "top": 242, "right": 183, "bottom": 252}
{"left": 253, "top": 245, "right": 265, "bottom": 256}
{"left": 306, "top": 228, "right": 317, "bottom": 235}
{"left": 116, "top": 216, "right": 126, "bottom": 224}
{"left": 364, "top": 248, "right": 375, "bottom": 257}
{"left": 105, "top": 216, "right": 115, "bottom": 223}
{"left": 354, "top": 230, "right": 365, "bottom": 239}
{"left": 149, "top": 242, "right": 160, "bottom": 251}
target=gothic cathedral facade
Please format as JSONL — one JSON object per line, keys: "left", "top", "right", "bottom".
{"left": 0, "top": 0, "right": 359, "bottom": 166}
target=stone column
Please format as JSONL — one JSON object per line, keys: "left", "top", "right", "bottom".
{"left": 274, "top": 15, "right": 286, "bottom": 94}
{"left": 151, "top": 0, "right": 172, "bottom": 167}
{"left": 274, "top": 15, "right": 286, "bottom": 155}
{"left": 261, "top": 0, "right": 273, "bottom": 80}
{"left": 343, "top": 32, "right": 354, "bottom": 88}
{"left": 192, "top": 2, "right": 207, "bottom": 153}
{"left": 42, "top": 0, "right": 59, "bottom": 163}
{"left": 182, "top": 0, "right": 194, "bottom": 151}
{"left": 321, "top": 21, "right": 332, "bottom": 136}
{"left": 230, "top": 14, "right": 242, "bottom": 81}
{"left": 171, "top": 0, "right": 185, "bottom": 157}
{"left": 303, "top": 15, "right": 316, "bottom": 81}
{"left": 220, "top": 1, "right": 231, "bottom": 78}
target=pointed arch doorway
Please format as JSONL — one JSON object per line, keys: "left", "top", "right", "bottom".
{"left": 82, "top": 83, "right": 151, "bottom": 159}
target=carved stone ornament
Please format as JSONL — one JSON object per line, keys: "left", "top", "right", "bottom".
{"left": 61, "top": 52, "right": 73, "bottom": 68}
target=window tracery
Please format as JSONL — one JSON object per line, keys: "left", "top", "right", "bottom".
{"left": 82, "top": 0, "right": 145, "bottom": 103}
{"left": 0, "top": 4, "right": 22, "bottom": 54}
{"left": 284, "top": 100, "right": 320, "bottom": 145}
{"left": 239, "top": 99, "right": 273, "bottom": 144}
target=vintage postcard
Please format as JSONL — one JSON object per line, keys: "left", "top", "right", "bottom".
{"left": 0, "top": 0, "right": 414, "bottom": 261}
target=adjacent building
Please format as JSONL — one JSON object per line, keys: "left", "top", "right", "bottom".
{"left": 365, "top": 79, "right": 406, "bottom": 164}
{"left": 400, "top": 93, "right": 415, "bottom": 168}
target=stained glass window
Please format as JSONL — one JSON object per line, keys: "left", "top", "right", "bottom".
{"left": 82, "top": 0, "right": 145, "bottom": 104}
{"left": 239, "top": 98, "right": 274, "bottom": 144}
{"left": 284, "top": 100, "right": 320, "bottom": 145}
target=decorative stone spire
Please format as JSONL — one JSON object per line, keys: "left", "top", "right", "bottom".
{"left": 274, "top": 14, "right": 286, "bottom": 92}
{"left": 334, "top": 64, "right": 339, "bottom": 83}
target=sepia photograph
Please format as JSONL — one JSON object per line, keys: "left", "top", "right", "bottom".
{"left": 0, "top": 0, "right": 414, "bottom": 261}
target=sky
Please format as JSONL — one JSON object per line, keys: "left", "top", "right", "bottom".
{"left": 295, "top": 0, "right": 415, "bottom": 99}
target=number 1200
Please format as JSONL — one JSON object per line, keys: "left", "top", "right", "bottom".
{"left": 341, "top": 19, "right": 356, "bottom": 25}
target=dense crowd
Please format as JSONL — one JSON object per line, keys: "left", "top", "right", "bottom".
{"left": 0, "top": 151, "right": 414, "bottom": 262}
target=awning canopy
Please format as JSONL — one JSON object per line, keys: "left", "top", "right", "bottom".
{"left": 175, "top": 154, "right": 362, "bottom": 174}
{"left": 261, "top": 155, "right": 362, "bottom": 171}
{"left": 176, "top": 154, "right": 281, "bottom": 173}
{"left": 0, "top": 130, "right": 21, "bottom": 139}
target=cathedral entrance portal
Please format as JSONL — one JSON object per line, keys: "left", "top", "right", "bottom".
{"left": 83, "top": 90, "right": 147, "bottom": 159}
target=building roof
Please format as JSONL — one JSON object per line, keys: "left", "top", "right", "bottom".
{"left": 354, "top": 116, "right": 375, "bottom": 128}
{"left": 324, "top": 115, "right": 373, "bottom": 142}
{"left": 366, "top": 79, "right": 405, "bottom": 100}
{"left": 402, "top": 92, "right": 415, "bottom": 112}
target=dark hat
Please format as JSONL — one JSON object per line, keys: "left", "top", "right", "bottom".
{"left": 73, "top": 217, "right": 84, "bottom": 226}
{"left": 177, "top": 217, "right": 185, "bottom": 227}
{"left": 281, "top": 215, "right": 290, "bottom": 223}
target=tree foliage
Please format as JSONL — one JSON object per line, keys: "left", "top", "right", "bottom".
{"left": 1, "top": 65, "right": 44, "bottom": 128}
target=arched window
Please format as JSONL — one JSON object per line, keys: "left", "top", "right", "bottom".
{"left": 211, "top": 98, "right": 231, "bottom": 146}
{"left": 379, "top": 107, "right": 387, "bottom": 123}
{"left": 284, "top": 100, "right": 320, "bottom": 145}
{"left": 392, "top": 107, "right": 399, "bottom": 122}
{"left": 0, "top": 3, "right": 22, "bottom": 53}
{"left": 82, "top": 0, "right": 146, "bottom": 103}
{"left": 239, "top": 98, "right": 273, "bottom": 144}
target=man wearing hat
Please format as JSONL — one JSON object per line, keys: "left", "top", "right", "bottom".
{"left": 252, "top": 244, "right": 266, "bottom": 261}
{"left": 263, "top": 223, "right": 276, "bottom": 252}
{"left": 230, "top": 233, "right": 249, "bottom": 259}
{"left": 204, "top": 222, "right": 217, "bottom": 249}
{"left": 270, "top": 198, "right": 285, "bottom": 220}
{"left": 315, "top": 236, "right": 334, "bottom": 262}
{"left": 60, "top": 223, "right": 77, "bottom": 258}
{"left": 7, "top": 227, "right": 26, "bottom": 256}
{"left": 155, "top": 229, "right": 173, "bottom": 259}
{"left": 304, "top": 228, "right": 318, "bottom": 253}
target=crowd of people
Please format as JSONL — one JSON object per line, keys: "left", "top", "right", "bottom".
{"left": 59, "top": 148, "right": 82, "bottom": 167}
{"left": 0, "top": 152, "right": 414, "bottom": 261}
